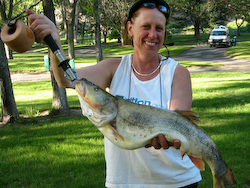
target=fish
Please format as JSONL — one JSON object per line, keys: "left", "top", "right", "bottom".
{"left": 75, "top": 78, "right": 236, "bottom": 188}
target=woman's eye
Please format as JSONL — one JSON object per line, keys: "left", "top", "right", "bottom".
{"left": 142, "top": 25, "right": 150, "bottom": 29}
{"left": 156, "top": 27, "right": 163, "bottom": 31}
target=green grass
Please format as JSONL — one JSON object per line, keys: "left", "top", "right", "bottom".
{"left": 226, "top": 33, "right": 250, "bottom": 59}
{"left": 227, "top": 45, "right": 250, "bottom": 59}
{"left": 101, "top": 45, "right": 194, "bottom": 57}
{"left": 191, "top": 72, "right": 250, "bottom": 187}
{"left": 179, "top": 61, "right": 223, "bottom": 67}
{"left": 1, "top": 72, "right": 250, "bottom": 187}
{"left": 12, "top": 81, "right": 79, "bottom": 115}
{"left": 0, "top": 117, "right": 105, "bottom": 187}
{"left": 9, "top": 53, "right": 47, "bottom": 72}
{"left": 8, "top": 45, "right": 216, "bottom": 73}
{"left": 167, "top": 34, "right": 209, "bottom": 45}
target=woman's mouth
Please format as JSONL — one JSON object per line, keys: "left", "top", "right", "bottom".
{"left": 145, "top": 41, "right": 157, "bottom": 46}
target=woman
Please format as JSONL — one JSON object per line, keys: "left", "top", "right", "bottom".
{"left": 27, "top": 0, "right": 201, "bottom": 187}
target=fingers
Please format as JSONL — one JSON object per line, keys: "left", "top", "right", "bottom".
{"left": 152, "top": 137, "right": 161, "bottom": 149}
{"left": 145, "top": 135, "right": 181, "bottom": 150}
{"left": 26, "top": 9, "right": 58, "bottom": 44}
{"left": 158, "top": 134, "right": 169, "bottom": 149}
{"left": 26, "top": 9, "right": 35, "bottom": 15}
{"left": 173, "top": 140, "right": 181, "bottom": 150}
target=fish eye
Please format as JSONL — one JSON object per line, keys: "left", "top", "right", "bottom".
{"left": 94, "top": 86, "right": 99, "bottom": 91}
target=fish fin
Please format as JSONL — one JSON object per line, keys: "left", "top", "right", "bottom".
{"left": 109, "top": 125, "right": 124, "bottom": 141}
{"left": 188, "top": 155, "right": 205, "bottom": 170}
{"left": 213, "top": 167, "right": 236, "bottom": 188}
{"left": 176, "top": 111, "right": 200, "bottom": 123}
{"left": 180, "top": 150, "right": 186, "bottom": 159}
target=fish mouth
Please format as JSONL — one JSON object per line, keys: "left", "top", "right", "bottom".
{"left": 75, "top": 81, "right": 86, "bottom": 98}
{"left": 75, "top": 82, "right": 97, "bottom": 109}
{"left": 75, "top": 81, "right": 106, "bottom": 110}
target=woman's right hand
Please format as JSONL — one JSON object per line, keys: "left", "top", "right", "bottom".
{"left": 26, "top": 9, "right": 60, "bottom": 45}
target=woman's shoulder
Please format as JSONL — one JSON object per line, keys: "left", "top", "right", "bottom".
{"left": 100, "top": 54, "right": 131, "bottom": 73}
{"left": 175, "top": 64, "right": 190, "bottom": 76}
{"left": 99, "top": 57, "right": 122, "bottom": 73}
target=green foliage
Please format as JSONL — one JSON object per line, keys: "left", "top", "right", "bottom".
{"left": 108, "top": 30, "right": 121, "bottom": 42}
{"left": 227, "top": 21, "right": 250, "bottom": 34}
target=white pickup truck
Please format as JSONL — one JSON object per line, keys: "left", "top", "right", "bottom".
{"left": 208, "top": 25, "right": 231, "bottom": 47}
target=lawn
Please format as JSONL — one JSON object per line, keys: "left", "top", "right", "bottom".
{"left": 226, "top": 33, "right": 250, "bottom": 59}
{"left": 8, "top": 44, "right": 218, "bottom": 73}
{"left": 0, "top": 71, "right": 250, "bottom": 187}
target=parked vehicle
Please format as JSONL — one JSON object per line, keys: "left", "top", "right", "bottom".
{"left": 208, "top": 25, "right": 231, "bottom": 47}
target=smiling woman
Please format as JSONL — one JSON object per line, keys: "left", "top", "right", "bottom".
{"left": 26, "top": 0, "right": 200, "bottom": 187}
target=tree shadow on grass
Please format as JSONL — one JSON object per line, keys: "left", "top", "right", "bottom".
{"left": 0, "top": 114, "right": 106, "bottom": 187}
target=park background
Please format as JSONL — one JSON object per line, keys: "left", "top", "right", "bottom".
{"left": 0, "top": 0, "right": 250, "bottom": 187}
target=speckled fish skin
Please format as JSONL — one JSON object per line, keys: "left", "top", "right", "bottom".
{"left": 75, "top": 78, "right": 236, "bottom": 188}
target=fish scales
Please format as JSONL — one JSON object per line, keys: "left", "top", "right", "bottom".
{"left": 75, "top": 78, "right": 236, "bottom": 188}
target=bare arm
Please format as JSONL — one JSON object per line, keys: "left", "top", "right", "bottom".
{"left": 149, "top": 64, "right": 192, "bottom": 150}
{"left": 26, "top": 9, "right": 120, "bottom": 89}
{"left": 170, "top": 64, "right": 192, "bottom": 111}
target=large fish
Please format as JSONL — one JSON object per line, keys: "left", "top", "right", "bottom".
{"left": 75, "top": 78, "right": 236, "bottom": 188}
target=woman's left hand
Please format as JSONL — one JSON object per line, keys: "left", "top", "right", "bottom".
{"left": 145, "top": 134, "right": 181, "bottom": 150}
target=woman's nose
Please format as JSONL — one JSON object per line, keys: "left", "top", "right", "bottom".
{"left": 148, "top": 28, "right": 157, "bottom": 38}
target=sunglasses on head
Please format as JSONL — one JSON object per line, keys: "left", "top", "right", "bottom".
{"left": 128, "top": 2, "right": 170, "bottom": 21}
{"left": 141, "top": 3, "right": 169, "bottom": 18}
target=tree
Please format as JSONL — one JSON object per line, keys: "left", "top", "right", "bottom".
{"left": 57, "top": 0, "right": 80, "bottom": 60}
{"left": 0, "top": 37, "right": 18, "bottom": 123}
{"left": 101, "top": 0, "right": 132, "bottom": 45}
{"left": 82, "top": 0, "right": 103, "bottom": 62}
{"left": 169, "top": 0, "right": 211, "bottom": 41}
{"left": 228, "top": 0, "right": 250, "bottom": 36}
{"left": 42, "top": 0, "right": 70, "bottom": 114}
{"left": 0, "top": 0, "right": 14, "bottom": 59}
{"left": 94, "top": 0, "right": 103, "bottom": 62}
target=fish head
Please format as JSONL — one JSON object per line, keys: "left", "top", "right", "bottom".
{"left": 75, "top": 78, "right": 117, "bottom": 128}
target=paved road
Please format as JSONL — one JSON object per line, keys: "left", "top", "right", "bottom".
{"left": 10, "top": 45, "right": 250, "bottom": 82}
{"left": 174, "top": 45, "right": 250, "bottom": 72}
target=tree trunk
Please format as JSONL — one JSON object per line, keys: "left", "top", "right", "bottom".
{"left": 60, "top": 0, "right": 78, "bottom": 60}
{"left": 235, "top": 18, "right": 244, "bottom": 36}
{"left": 194, "top": 19, "right": 200, "bottom": 41}
{"left": 94, "top": 0, "right": 103, "bottom": 62}
{"left": 67, "top": 17, "right": 75, "bottom": 60}
{"left": 61, "top": 6, "right": 68, "bottom": 42}
{"left": 74, "top": 0, "right": 80, "bottom": 44}
{"left": 50, "top": 70, "right": 70, "bottom": 114}
{"left": 0, "top": 37, "right": 18, "bottom": 123}
{"left": 4, "top": 44, "right": 13, "bottom": 59}
{"left": 103, "top": 30, "right": 107, "bottom": 44}
{"left": 42, "top": 0, "right": 70, "bottom": 114}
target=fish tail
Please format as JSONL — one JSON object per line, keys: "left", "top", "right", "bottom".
{"left": 213, "top": 167, "right": 236, "bottom": 188}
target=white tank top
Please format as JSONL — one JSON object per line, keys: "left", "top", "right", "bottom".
{"left": 105, "top": 54, "right": 201, "bottom": 188}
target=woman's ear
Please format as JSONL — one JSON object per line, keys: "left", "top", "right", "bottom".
{"left": 127, "top": 21, "right": 133, "bottom": 39}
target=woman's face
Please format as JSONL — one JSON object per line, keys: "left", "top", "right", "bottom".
{"left": 127, "top": 7, "right": 166, "bottom": 55}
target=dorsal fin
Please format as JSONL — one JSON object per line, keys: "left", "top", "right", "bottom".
{"left": 175, "top": 111, "right": 200, "bottom": 123}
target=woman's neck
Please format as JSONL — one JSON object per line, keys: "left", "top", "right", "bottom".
{"left": 131, "top": 53, "right": 162, "bottom": 81}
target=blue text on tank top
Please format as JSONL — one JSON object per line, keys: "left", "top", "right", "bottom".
{"left": 116, "top": 95, "right": 162, "bottom": 108}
